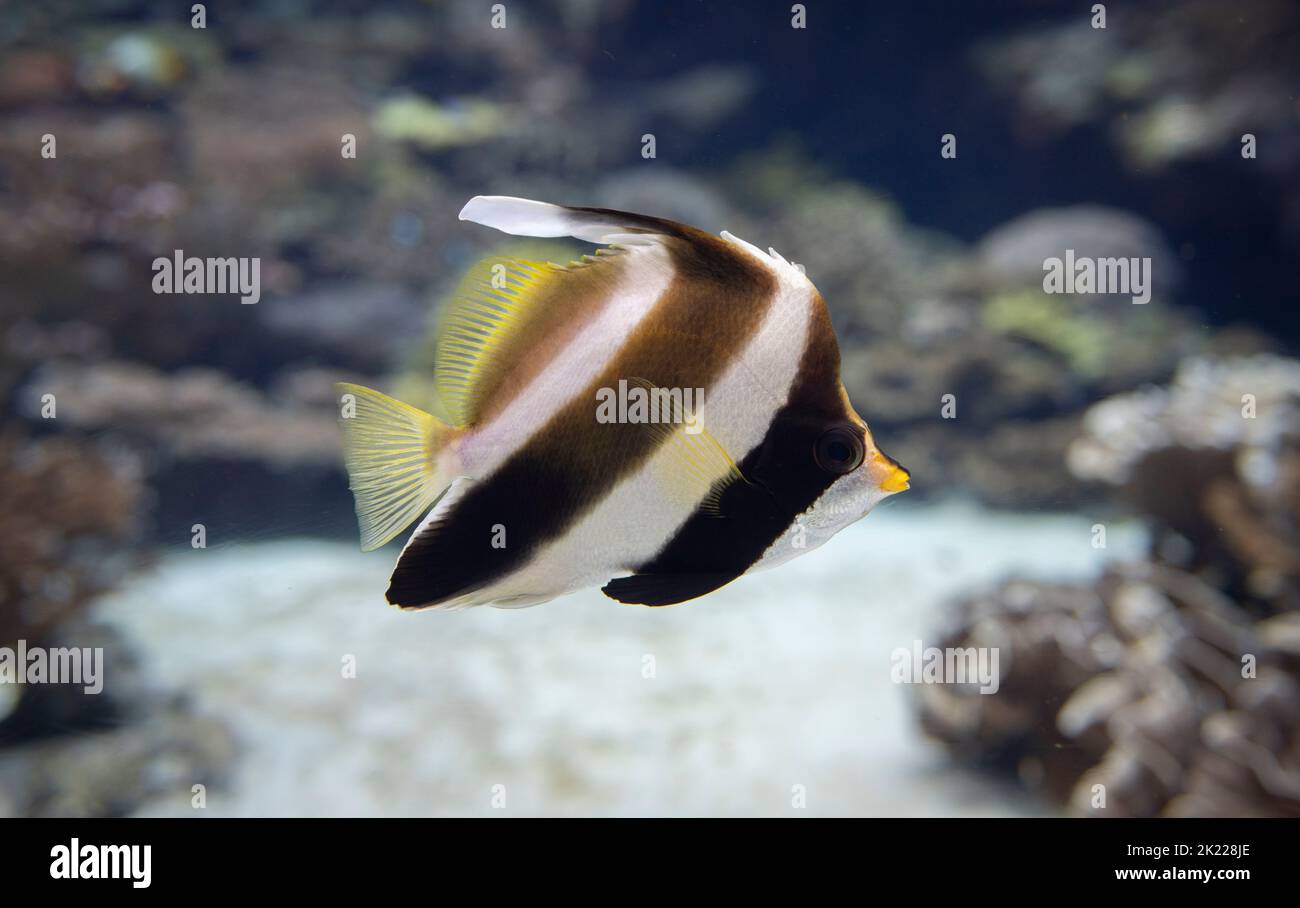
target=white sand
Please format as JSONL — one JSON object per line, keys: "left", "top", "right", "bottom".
{"left": 96, "top": 499, "right": 1144, "bottom": 817}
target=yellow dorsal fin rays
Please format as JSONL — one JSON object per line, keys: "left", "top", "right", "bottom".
{"left": 624, "top": 377, "right": 748, "bottom": 516}
{"left": 432, "top": 254, "right": 606, "bottom": 427}
{"left": 336, "top": 382, "right": 455, "bottom": 551}
{"left": 434, "top": 257, "right": 543, "bottom": 425}
{"left": 442, "top": 196, "right": 692, "bottom": 430}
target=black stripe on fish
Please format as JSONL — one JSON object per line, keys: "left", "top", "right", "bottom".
{"left": 601, "top": 296, "right": 849, "bottom": 606}
{"left": 386, "top": 224, "right": 779, "bottom": 609}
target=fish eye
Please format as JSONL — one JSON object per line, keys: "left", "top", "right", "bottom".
{"left": 813, "top": 426, "right": 865, "bottom": 475}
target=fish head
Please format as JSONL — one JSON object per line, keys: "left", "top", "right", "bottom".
{"left": 801, "top": 419, "right": 908, "bottom": 530}
{"left": 742, "top": 383, "right": 907, "bottom": 573}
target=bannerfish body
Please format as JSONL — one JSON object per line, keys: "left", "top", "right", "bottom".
{"left": 338, "top": 195, "right": 909, "bottom": 609}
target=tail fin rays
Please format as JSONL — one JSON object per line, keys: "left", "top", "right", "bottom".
{"left": 336, "top": 383, "right": 456, "bottom": 551}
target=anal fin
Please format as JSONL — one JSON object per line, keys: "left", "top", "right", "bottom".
{"left": 601, "top": 571, "right": 739, "bottom": 607}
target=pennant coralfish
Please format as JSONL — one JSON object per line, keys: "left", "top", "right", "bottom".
{"left": 338, "top": 196, "right": 909, "bottom": 609}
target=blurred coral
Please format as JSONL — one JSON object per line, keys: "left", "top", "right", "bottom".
{"left": 0, "top": 432, "right": 143, "bottom": 650}
{"left": 919, "top": 565, "right": 1300, "bottom": 817}
{"left": 976, "top": 0, "right": 1300, "bottom": 176}
{"left": 0, "top": 621, "right": 236, "bottom": 817}
{"left": 18, "top": 360, "right": 340, "bottom": 469}
{"left": 1070, "top": 355, "right": 1300, "bottom": 614}
{"left": 919, "top": 355, "right": 1300, "bottom": 815}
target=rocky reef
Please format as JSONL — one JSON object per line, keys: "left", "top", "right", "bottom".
{"left": 917, "top": 355, "right": 1300, "bottom": 816}
{"left": 1069, "top": 355, "right": 1300, "bottom": 614}
{"left": 0, "top": 433, "right": 142, "bottom": 650}
{"left": 0, "top": 618, "right": 236, "bottom": 817}
{"left": 0, "top": 426, "right": 235, "bottom": 818}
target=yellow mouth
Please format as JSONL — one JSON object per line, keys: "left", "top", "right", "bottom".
{"left": 873, "top": 454, "right": 910, "bottom": 493}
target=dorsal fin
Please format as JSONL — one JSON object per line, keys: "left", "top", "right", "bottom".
{"left": 440, "top": 196, "right": 778, "bottom": 429}
{"left": 459, "top": 195, "right": 689, "bottom": 245}
{"left": 432, "top": 196, "right": 695, "bottom": 429}
{"left": 432, "top": 254, "right": 588, "bottom": 427}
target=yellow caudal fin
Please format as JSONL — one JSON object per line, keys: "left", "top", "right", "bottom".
{"left": 336, "top": 383, "right": 456, "bottom": 552}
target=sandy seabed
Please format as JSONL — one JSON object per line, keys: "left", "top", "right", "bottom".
{"left": 97, "top": 500, "right": 1144, "bottom": 817}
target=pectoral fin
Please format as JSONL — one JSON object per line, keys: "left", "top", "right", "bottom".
{"left": 625, "top": 376, "right": 748, "bottom": 516}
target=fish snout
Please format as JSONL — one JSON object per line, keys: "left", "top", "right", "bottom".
{"left": 867, "top": 449, "right": 910, "bottom": 494}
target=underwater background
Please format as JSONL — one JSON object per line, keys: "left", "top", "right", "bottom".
{"left": 1, "top": 0, "right": 1298, "bottom": 816}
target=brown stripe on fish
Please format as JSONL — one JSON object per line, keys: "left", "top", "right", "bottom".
{"left": 386, "top": 228, "right": 780, "bottom": 608}
{"left": 601, "top": 292, "right": 849, "bottom": 606}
